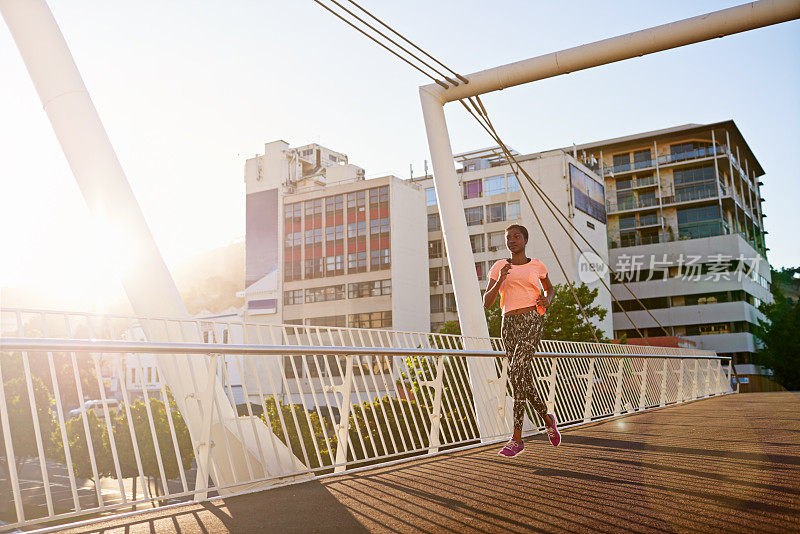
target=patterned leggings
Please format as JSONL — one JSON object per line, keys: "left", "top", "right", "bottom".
{"left": 501, "top": 310, "right": 548, "bottom": 430}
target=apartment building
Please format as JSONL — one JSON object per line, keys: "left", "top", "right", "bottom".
{"left": 571, "top": 121, "right": 771, "bottom": 372}
{"left": 242, "top": 140, "right": 429, "bottom": 333}
{"left": 413, "top": 147, "right": 614, "bottom": 336}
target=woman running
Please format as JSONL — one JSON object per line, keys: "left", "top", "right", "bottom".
{"left": 484, "top": 224, "right": 561, "bottom": 457}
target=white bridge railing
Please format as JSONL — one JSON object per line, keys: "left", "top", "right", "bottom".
{"left": 0, "top": 308, "right": 734, "bottom": 531}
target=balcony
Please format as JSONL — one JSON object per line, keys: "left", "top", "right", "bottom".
{"left": 607, "top": 195, "right": 660, "bottom": 213}
{"left": 600, "top": 145, "right": 728, "bottom": 176}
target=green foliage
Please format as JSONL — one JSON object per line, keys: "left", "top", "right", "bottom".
{"left": 0, "top": 375, "right": 57, "bottom": 463}
{"left": 112, "top": 398, "right": 194, "bottom": 481}
{"left": 261, "top": 397, "right": 334, "bottom": 470}
{"left": 541, "top": 284, "right": 608, "bottom": 342}
{"left": 59, "top": 410, "right": 113, "bottom": 480}
{"left": 755, "top": 276, "right": 800, "bottom": 390}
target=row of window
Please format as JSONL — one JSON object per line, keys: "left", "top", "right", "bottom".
{"left": 611, "top": 290, "right": 763, "bottom": 312}
{"left": 615, "top": 319, "right": 756, "bottom": 339}
{"left": 427, "top": 201, "right": 522, "bottom": 235}
{"left": 425, "top": 174, "right": 521, "bottom": 206}
{"left": 285, "top": 311, "right": 392, "bottom": 330}
{"left": 284, "top": 249, "right": 390, "bottom": 281}
{"left": 429, "top": 230, "right": 511, "bottom": 259}
{"left": 284, "top": 279, "right": 392, "bottom": 305}
{"left": 285, "top": 186, "right": 390, "bottom": 221}
{"left": 429, "top": 261, "right": 489, "bottom": 285}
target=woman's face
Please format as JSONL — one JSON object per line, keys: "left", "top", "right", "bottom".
{"left": 505, "top": 228, "right": 527, "bottom": 254}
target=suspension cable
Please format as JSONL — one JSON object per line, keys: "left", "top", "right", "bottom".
{"left": 311, "top": 0, "right": 452, "bottom": 88}
{"left": 345, "top": 0, "right": 469, "bottom": 85}
{"left": 312, "top": 0, "right": 667, "bottom": 342}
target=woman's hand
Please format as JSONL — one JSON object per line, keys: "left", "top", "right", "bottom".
{"left": 536, "top": 295, "right": 549, "bottom": 309}
{"left": 498, "top": 262, "right": 512, "bottom": 281}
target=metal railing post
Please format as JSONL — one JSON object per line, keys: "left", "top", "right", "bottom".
{"left": 583, "top": 358, "right": 596, "bottom": 422}
{"left": 333, "top": 355, "right": 354, "bottom": 473}
{"left": 427, "top": 356, "right": 446, "bottom": 453}
{"left": 637, "top": 359, "right": 648, "bottom": 410}
{"left": 677, "top": 359, "right": 685, "bottom": 402}
{"left": 613, "top": 358, "right": 625, "bottom": 416}
{"left": 659, "top": 359, "right": 668, "bottom": 406}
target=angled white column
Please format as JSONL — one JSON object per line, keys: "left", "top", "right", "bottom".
{"left": 0, "top": 0, "right": 304, "bottom": 492}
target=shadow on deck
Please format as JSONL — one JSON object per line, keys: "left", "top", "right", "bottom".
{"left": 63, "top": 392, "right": 800, "bottom": 533}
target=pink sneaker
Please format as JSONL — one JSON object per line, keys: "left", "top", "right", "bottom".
{"left": 545, "top": 414, "right": 561, "bottom": 447}
{"left": 498, "top": 438, "right": 524, "bottom": 457}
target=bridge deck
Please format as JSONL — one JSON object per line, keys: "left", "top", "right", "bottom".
{"left": 64, "top": 392, "right": 800, "bottom": 533}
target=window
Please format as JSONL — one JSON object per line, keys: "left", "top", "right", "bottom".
{"left": 307, "top": 315, "right": 346, "bottom": 327}
{"left": 463, "top": 179, "right": 482, "bottom": 199}
{"left": 370, "top": 186, "right": 389, "bottom": 209}
{"left": 305, "top": 227, "right": 323, "bottom": 245}
{"left": 469, "top": 234, "right": 485, "bottom": 253}
{"left": 570, "top": 164, "right": 606, "bottom": 223}
{"left": 329, "top": 154, "right": 339, "bottom": 162}
{"left": 347, "top": 221, "right": 367, "bottom": 238}
{"left": 445, "top": 293, "right": 457, "bottom": 312}
{"left": 326, "top": 194, "right": 343, "bottom": 214}
{"left": 348, "top": 251, "right": 367, "bottom": 272}
{"left": 673, "top": 165, "right": 716, "bottom": 202}
{"left": 370, "top": 248, "right": 390, "bottom": 270}
{"left": 633, "top": 149, "right": 652, "bottom": 169}
{"left": 370, "top": 217, "right": 390, "bottom": 237}
{"left": 464, "top": 206, "right": 484, "bottom": 226}
{"left": 428, "top": 240, "right": 443, "bottom": 259}
{"left": 616, "top": 178, "right": 632, "bottom": 190}
{"left": 430, "top": 294, "right": 444, "bottom": 313}
{"left": 301, "top": 149, "right": 313, "bottom": 157}
{"left": 487, "top": 231, "right": 504, "bottom": 251}
{"left": 427, "top": 213, "right": 441, "bottom": 232}
{"left": 487, "top": 202, "right": 506, "bottom": 223}
{"left": 507, "top": 200, "right": 520, "bottom": 220}
{"left": 347, "top": 191, "right": 366, "bottom": 213}
{"left": 475, "top": 262, "right": 485, "bottom": 281}
{"left": 426, "top": 187, "right": 437, "bottom": 206}
{"left": 305, "top": 198, "right": 323, "bottom": 217}
{"left": 429, "top": 267, "right": 442, "bottom": 286}
{"left": 326, "top": 224, "right": 344, "bottom": 242}
{"left": 444, "top": 267, "right": 451, "bottom": 285}
{"left": 638, "top": 191, "right": 656, "bottom": 207}
{"left": 619, "top": 216, "right": 635, "bottom": 230}
{"left": 349, "top": 311, "right": 392, "bottom": 329}
{"left": 507, "top": 174, "right": 520, "bottom": 192}
{"left": 325, "top": 255, "right": 344, "bottom": 276}
{"left": 285, "top": 202, "right": 302, "bottom": 223}
{"left": 284, "top": 289, "right": 303, "bottom": 305}
{"left": 348, "top": 280, "right": 390, "bottom": 298}
{"left": 305, "top": 284, "right": 345, "bottom": 303}
{"left": 284, "top": 231, "right": 301, "bottom": 248}
{"left": 613, "top": 153, "right": 631, "bottom": 171}
{"left": 484, "top": 175, "right": 506, "bottom": 196}
{"left": 304, "top": 257, "right": 324, "bottom": 279}
{"left": 677, "top": 205, "right": 722, "bottom": 239}
{"left": 284, "top": 260, "right": 301, "bottom": 281}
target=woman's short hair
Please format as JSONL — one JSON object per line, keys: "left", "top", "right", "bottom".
{"left": 505, "top": 224, "right": 528, "bottom": 241}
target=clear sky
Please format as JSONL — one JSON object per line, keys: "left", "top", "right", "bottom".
{"left": 1, "top": 0, "right": 798, "bottom": 309}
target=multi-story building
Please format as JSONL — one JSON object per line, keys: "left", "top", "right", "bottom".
{"left": 413, "top": 147, "right": 613, "bottom": 336}
{"left": 242, "top": 140, "right": 429, "bottom": 333}
{"left": 571, "top": 121, "right": 771, "bottom": 373}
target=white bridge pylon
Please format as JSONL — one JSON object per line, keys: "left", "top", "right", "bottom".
{"left": 420, "top": 0, "right": 800, "bottom": 439}
{"left": 0, "top": 0, "right": 308, "bottom": 494}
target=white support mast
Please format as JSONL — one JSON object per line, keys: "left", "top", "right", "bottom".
{"left": 420, "top": 0, "right": 800, "bottom": 439}
{"left": 0, "top": 0, "right": 305, "bottom": 492}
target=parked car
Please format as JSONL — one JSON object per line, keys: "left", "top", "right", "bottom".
{"left": 67, "top": 399, "right": 120, "bottom": 421}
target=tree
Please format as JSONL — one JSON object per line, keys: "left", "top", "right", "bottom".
{"left": 59, "top": 411, "right": 113, "bottom": 491}
{"left": 112, "top": 398, "right": 194, "bottom": 500}
{"left": 438, "top": 283, "right": 608, "bottom": 342}
{"left": 755, "top": 278, "right": 800, "bottom": 390}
